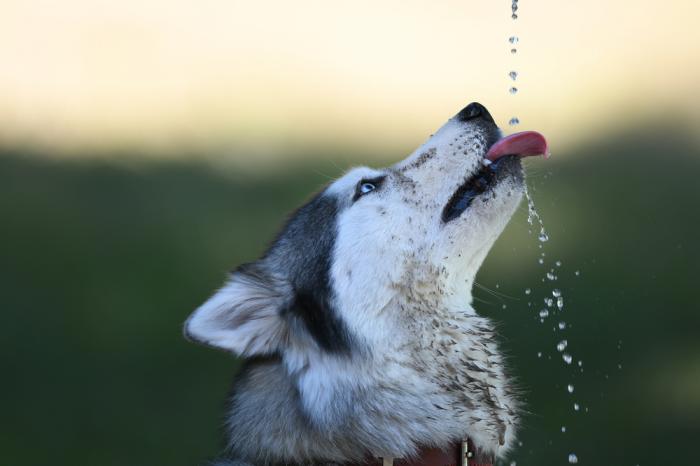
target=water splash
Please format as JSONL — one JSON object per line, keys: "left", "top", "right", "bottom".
{"left": 507, "top": 5, "right": 584, "bottom": 462}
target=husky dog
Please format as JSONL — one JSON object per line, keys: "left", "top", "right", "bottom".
{"left": 185, "top": 102, "right": 548, "bottom": 466}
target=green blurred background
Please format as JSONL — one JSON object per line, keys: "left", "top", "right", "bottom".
{"left": 2, "top": 126, "right": 699, "bottom": 465}
{"left": 1, "top": 1, "right": 699, "bottom": 465}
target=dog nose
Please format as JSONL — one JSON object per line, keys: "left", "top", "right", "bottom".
{"left": 457, "top": 102, "right": 495, "bottom": 124}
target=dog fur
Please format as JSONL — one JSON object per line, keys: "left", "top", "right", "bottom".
{"left": 185, "top": 103, "right": 524, "bottom": 466}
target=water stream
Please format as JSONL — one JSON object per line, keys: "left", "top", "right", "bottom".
{"left": 509, "top": 3, "right": 580, "bottom": 464}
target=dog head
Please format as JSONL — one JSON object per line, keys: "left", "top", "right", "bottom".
{"left": 184, "top": 102, "right": 548, "bottom": 360}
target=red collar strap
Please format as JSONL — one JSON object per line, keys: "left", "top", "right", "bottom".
{"left": 357, "top": 439, "right": 495, "bottom": 466}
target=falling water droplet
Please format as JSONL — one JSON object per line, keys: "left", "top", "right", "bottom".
{"left": 552, "top": 289, "right": 562, "bottom": 297}
{"left": 544, "top": 297, "right": 554, "bottom": 307}
{"left": 509, "top": 71, "right": 518, "bottom": 81}
{"left": 510, "top": 48, "right": 518, "bottom": 54}
{"left": 567, "top": 384, "right": 574, "bottom": 393}
{"left": 508, "top": 117, "right": 520, "bottom": 126}
{"left": 558, "top": 321, "right": 567, "bottom": 330}
{"left": 539, "top": 309, "right": 549, "bottom": 318}
{"left": 525, "top": 288, "right": 531, "bottom": 295}
{"left": 557, "top": 340, "right": 568, "bottom": 352}
{"left": 568, "top": 453, "right": 578, "bottom": 464}
{"left": 509, "top": 87, "right": 518, "bottom": 95}
{"left": 575, "top": 270, "right": 580, "bottom": 276}
{"left": 561, "top": 426, "right": 567, "bottom": 433}
{"left": 509, "top": 36, "right": 519, "bottom": 44}
{"left": 537, "top": 351, "right": 542, "bottom": 358}
{"left": 539, "top": 230, "right": 549, "bottom": 242}
{"left": 557, "top": 297, "right": 564, "bottom": 310}
{"left": 538, "top": 258, "right": 544, "bottom": 265}
{"left": 502, "top": 304, "right": 507, "bottom": 309}
{"left": 573, "top": 403, "right": 580, "bottom": 411}
{"left": 556, "top": 260, "right": 562, "bottom": 267}
{"left": 563, "top": 353, "right": 573, "bottom": 364}
{"left": 578, "top": 360, "right": 583, "bottom": 367}
{"left": 546, "top": 272, "right": 556, "bottom": 281}
{"left": 511, "top": 13, "right": 518, "bottom": 20}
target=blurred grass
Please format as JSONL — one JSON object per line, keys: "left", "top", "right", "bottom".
{"left": 0, "top": 125, "right": 698, "bottom": 465}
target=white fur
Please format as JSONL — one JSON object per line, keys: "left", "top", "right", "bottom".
{"left": 187, "top": 111, "right": 525, "bottom": 463}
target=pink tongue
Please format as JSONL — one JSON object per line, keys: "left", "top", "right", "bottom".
{"left": 485, "top": 131, "right": 550, "bottom": 162}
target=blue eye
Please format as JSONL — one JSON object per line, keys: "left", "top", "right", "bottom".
{"left": 360, "top": 182, "right": 376, "bottom": 194}
{"left": 353, "top": 175, "right": 386, "bottom": 202}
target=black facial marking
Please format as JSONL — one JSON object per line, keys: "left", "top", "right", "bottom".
{"left": 267, "top": 192, "right": 352, "bottom": 353}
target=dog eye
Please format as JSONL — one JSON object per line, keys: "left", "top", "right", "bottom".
{"left": 360, "top": 182, "right": 376, "bottom": 194}
{"left": 353, "top": 176, "right": 386, "bottom": 202}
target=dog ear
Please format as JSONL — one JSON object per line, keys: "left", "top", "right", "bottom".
{"left": 184, "top": 263, "right": 292, "bottom": 356}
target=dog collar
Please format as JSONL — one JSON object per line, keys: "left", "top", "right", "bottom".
{"left": 361, "top": 439, "right": 495, "bottom": 466}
